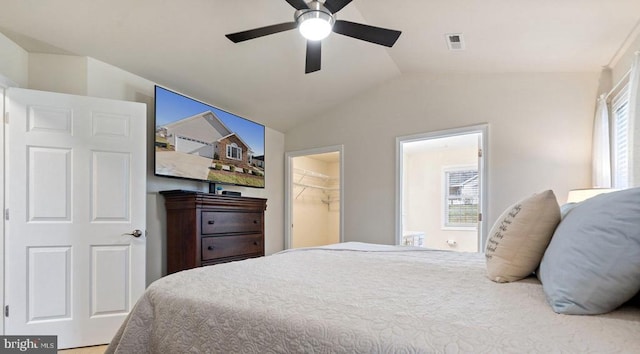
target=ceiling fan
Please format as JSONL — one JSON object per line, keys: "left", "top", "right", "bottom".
{"left": 225, "top": 0, "right": 402, "bottom": 74}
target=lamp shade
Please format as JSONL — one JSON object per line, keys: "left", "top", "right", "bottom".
{"left": 566, "top": 188, "right": 616, "bottom": 203}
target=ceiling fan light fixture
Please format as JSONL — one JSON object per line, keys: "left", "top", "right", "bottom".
{"left": 295, "top": 1, "right": 335, "bottom": 41}
{"left": 299, "top": 15, "right": 333, "bottom": 40}
{"left": 226, "top": 0, "right": 402, "bottom": 73}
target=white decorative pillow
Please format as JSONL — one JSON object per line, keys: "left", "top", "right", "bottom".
{"left": 485, "top": 190, "right": 560, "bottom": 283}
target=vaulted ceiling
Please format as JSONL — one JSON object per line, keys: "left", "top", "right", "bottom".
{"left": 1, "top": 0, "right": 639, "bottom": 132}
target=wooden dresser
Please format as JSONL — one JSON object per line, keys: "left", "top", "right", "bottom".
{"left": 160, "top": 190, "right": 267, "bottom": 274}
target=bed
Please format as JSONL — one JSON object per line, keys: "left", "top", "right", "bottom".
{"left": 106, "top": 242, "right": 640, "bottom": 353}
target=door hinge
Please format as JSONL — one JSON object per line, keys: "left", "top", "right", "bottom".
{"left": 4, "top": 112, "right": 8, "bottom": 124}
{"left": 478, "top": 213, "right": 483, "bottom": 222}
{"left": 4, "top": 208, "right": 8, "bottom": 221}
{"left": 478, "top": 148, "right": 483, "bottom": 158}
{"left": 5, "top": 305, "right": 8, "bottom": 317}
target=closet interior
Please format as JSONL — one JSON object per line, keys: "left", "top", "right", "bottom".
{"left": 291, "top": 152, "right": 340, "bottom": 248}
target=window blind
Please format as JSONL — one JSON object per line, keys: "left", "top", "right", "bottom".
{"left": 612, "top": 86, "right": 630, "bottom": 189}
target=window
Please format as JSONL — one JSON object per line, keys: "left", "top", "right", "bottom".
{"left": 444, "top": 168, "right": 479, "bottom": 227}
{"left": 611, "top": 85, "right": 630, "bottom": 189}
{"left": 226, "top": 143, "right": 242, "bottom": 161}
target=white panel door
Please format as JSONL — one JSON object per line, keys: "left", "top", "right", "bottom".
{"left": 5, "top": 88, "right": 146, "bottom": 349}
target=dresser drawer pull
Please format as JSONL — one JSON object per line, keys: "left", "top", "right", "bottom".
{"left": 253, "top": 241, "right": 258, "bottom": 246}
{"left": 207, "top": 220, "right": 215, "bottom": 224}
{"left": 253, "top": 220, "right": 258, "bottom": 224}
{"left": 207, "top": 246, "right": 214, "bottom": 250}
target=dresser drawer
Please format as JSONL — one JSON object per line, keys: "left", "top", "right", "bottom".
{"left": 201, "top": 234, "right": 263, "bottom": 261}
{"left": 201, "top": 212, "right": 262, "bottom": 234}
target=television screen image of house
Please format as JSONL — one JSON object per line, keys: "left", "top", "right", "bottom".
{"left": 155, "top": 86, "right": 265, "bottom": 188}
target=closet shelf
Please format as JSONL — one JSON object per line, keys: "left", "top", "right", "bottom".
{"left": 293, "top": 167, "right": 337, "bottom": 181}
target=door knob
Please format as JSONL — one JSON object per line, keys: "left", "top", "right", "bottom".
{"left": 126, "top": 229, "right": 143, "bottom": 238}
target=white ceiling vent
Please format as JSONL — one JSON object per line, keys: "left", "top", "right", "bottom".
{"left": 445, "top": 33, "right": 465, "bottom": 51}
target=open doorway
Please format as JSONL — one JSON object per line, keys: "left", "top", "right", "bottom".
{"left": 396, "top": 125, "right": 487, "bottom": 252}
{"left": 285, "top": 146, "right": 343, "bottom": 249}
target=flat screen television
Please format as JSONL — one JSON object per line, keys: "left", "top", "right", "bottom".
{"left": 154, "top": 85, "right": 265, "bottom": 189}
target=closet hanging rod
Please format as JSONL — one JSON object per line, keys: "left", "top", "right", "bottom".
{"left": 293, "top": 181, "right": 339, "bottom": 191}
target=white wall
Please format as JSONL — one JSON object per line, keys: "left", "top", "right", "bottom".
{"left": 3, "top": 50, "right": 285, "bottom": 286}
{"left": 285, "top": 72, "right": 598, "bottom": 246}
{"left": 0, "top": 32, "right": 28, "bottom": 88}
{"left": 29, "top": 54, "right": 87, "bottom": 95}
{"left": 404, "top": 146, "right": 478, "bottom": 252}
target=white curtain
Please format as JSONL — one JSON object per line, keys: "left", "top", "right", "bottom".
{"left": 592, "top": 94, "right": 611, "bottom": 187}
{"left": 629, "top": 51, "right": 640, "bottom": 187}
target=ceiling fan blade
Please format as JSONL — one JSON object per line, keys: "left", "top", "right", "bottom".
{"left": 305, "top": 40, "right": 321, "bottom": 74}
{"left": 226, "top": 22, "right": 297, "bottom": 43}
{"left": 323, "top": 0, "right": 352, "bottom": 14}
{"left": 332, "top": 20, "right": 401, "bottom": 47}
{"left": 285, "top": 0, "right": 309, "bottom": 10}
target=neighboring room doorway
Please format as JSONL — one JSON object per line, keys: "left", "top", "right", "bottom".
{"left": 396, "top": 125, "right": 487, "bottom": 252}
{"left": 285, "top": 146, "right": 344, "bottom": 249}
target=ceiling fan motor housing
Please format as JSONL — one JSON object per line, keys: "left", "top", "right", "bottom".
{"left": 295, "top": 1, "right": 336, "bottom": 28}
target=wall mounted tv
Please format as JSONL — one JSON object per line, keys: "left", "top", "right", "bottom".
{"left": 154, "top": 85, "right": 265, "bottom": 188}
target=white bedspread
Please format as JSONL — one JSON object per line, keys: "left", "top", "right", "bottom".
{"left": 107, "top": 242, "right": 640, "bottom": 353}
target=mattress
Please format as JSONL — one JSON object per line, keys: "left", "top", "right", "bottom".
{"left": 107, "top": 242, "right": 640, "bottom": 353}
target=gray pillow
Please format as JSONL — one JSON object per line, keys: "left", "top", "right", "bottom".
{"left": 538, "top": 187, "right": 640, "bottom": 315}
{"left": 559, "top": 202, "right": 578, "bottom": 219}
